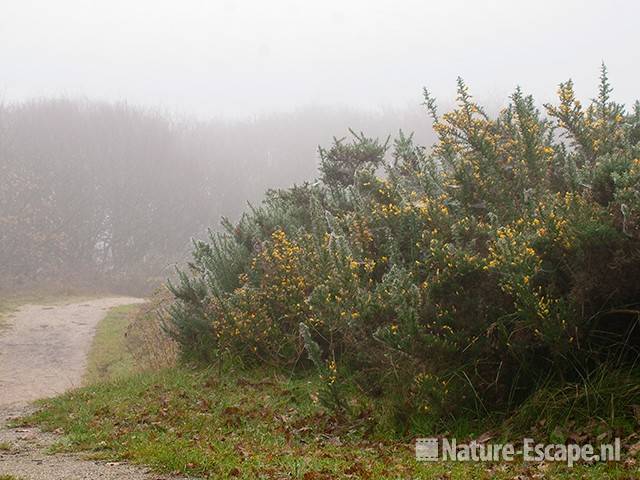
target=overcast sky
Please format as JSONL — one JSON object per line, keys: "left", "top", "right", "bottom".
{"left": 1, "top": 0, "right": 638, "bottom": 119}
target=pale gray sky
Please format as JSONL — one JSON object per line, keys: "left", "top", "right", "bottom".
{"left": 1, "top": 0, "right": 638, "bottom": 118}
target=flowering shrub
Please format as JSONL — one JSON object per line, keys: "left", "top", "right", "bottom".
{"left": 169, "top": 66, "right": 640, "bottom": 430}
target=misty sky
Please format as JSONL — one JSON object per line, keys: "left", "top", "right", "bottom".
{"left": 1, "top": 0, "right": 638, "bottom": 118}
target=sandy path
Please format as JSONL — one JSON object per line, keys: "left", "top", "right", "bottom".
{"left": 0, "top": 297, "right": 193, "bottom": 480}
{"left": 0, "top": 297, "right": 145, "bottom": 406}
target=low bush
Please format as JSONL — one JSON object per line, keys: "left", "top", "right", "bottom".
{"left": 168, "top": 66, "right": 640, "bottom": 434}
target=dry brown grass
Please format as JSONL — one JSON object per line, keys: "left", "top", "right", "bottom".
{"left": 125, "top": 287, "right": 179, "bottom": 370}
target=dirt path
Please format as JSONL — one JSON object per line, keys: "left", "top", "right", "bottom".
{"left": 0, "top": 297, "right": 145, "bottom": 405}
{"left": 0, "top": 297, "right": 191, "bottom": 480}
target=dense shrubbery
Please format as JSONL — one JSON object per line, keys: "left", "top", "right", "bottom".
{"left": 169, "top": 67, "right": 640, "bottom": 433}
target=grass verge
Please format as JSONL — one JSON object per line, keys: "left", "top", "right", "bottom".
{"left": 25, "top": 367, "right": 637, "bottom": 479}
{"left": 83, "top": 303, "right": 141, "bottom": 384}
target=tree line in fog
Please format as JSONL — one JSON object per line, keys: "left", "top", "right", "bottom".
{"left": 0, "top": 98, "right": 434, "bottom": 293}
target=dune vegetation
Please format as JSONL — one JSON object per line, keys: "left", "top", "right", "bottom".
{"left": 27, "top": 68, "right": 640, "bottom": 478}
{"left": 168, "top": 67, "right": 640, "bottom": 437}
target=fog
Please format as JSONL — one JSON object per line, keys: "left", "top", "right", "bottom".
{"left": 1, "top": 1, "right": 639, "bottom": 293}
{"left": 2, "top": 1, "right": 639, "bottom": 118}
{"left": 0, "top": 99, "right": 434, "bottom": 292}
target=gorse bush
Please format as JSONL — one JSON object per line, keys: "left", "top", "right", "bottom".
{"left": 169, "top": 66, "right": 640, "bottom": 433}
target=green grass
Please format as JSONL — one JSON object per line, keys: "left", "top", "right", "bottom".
{"left": 83, "top": 304, "right": 141, "bottom": 384}
{"left": 502, "top": 366, "right": 640, "bottom": 442}
{"left": 24, "top": 367, "right": 636, "bottom": 479}
{"left": 0, "top": 441, "right": 12, "bottom": 452}
{"left": 0, "top": 475, "right": 24, "bottom": 480}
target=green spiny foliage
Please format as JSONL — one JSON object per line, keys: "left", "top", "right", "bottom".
{"left": 168, "top": 68, "right": 640, "bottom": 433}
